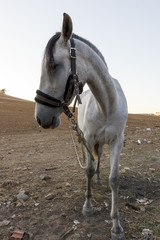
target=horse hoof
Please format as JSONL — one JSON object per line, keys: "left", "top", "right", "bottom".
{"left": 111, "top": 231, "right": 126, "bottom": 240}
{"left": 82, "top": 206, "right": 94, "bottom": 216}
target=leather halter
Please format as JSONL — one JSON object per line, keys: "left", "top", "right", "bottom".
{"left": 35, "top": 38, "right": 83, "bottom": 118}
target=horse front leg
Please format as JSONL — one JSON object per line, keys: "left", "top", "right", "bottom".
{"left": 95, "top": 143, "right": 103, "bottom": 184}
{"left": 82, "top": 152, "right": 95, "bottom": 216}
{"left": 109, "top": 137, "right": 126, "bottom": 240}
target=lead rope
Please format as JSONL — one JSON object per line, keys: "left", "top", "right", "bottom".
{"left": 69, "top": 116, "right": 95, "bottom": 169}
{"left": 69, "top": 126, "right": 87, "bottom": 169}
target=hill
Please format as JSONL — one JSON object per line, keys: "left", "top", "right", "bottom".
{"left": 0, "top": 93, "right": 159, "bottom": 134}
{"left": 0, "top": 93, "right": 160, "bottom": 240}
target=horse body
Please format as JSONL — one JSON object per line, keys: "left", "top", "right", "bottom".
{"left": 78, "top": 86, "right": 127, "bottom": 152}
{"left": 35, "top": 13, "right": 127, "bottom": 240}
{"left": 77, "top": 42, "right": 127, "bottom": 239}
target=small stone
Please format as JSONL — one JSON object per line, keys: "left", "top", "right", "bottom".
{"left": 8, "top": 149, "right": 14, "bottom": 154}
{"left": 6, "top": 201, "right": 11, "bottom": 207}
{"left": 40, "top": 174, "right": 51, "bottom": 180}
{"left": 34, "top": 203, "right": 40, "bottom": 207}
{"left": 27, "top": 150, "right": 34, "bottom": 156}
{"left": 142, "top": 228, "right": 153, "bottom": 235}
{"left": 104, "top": 201, "right": 109, "bottom": 208}
{"left": 14, "top": 167, "right": 22, "bottom": 171}
{"left": 2, "top": 179, "right": 18, "bottom": 187}
{"left": 95, "top": 207, "right": 102, "bottom": 212}
{"left": 73, "top": 220, "right": 80, "bottom": 225}
{"left": 45, "top": 193, "right": 54, "bottom": 200}
{"left": 16, "top": 202, "right": 22, "bottom": 207}
{"left": 9, "top": 226, "right": 14, "bottom": 231}
{"left": 130, "top": 234, "right": 138, "bottom": 239}
{"left": 17, "top": 190, "right": 29, "bottom": 201}
{"left": 65, "top": 182, "right": 71, "bottom": 187}
{"left": 0, "top": 220, "right": 10, "bottom": 226}
{"left": 149, "top": 168, "right": 155, "bottom": 172}
{"left": 136, "top": 199, "right": 146, "bottom": 204}
{"left": 105, "top": 220, "right": 111, "bottom": 224}
{"left": 22, "top": 167, "right": 28, "bottom": 171}
{"left": 120, "top": 169, "right": 126, "bottom": 173}
{"left": 61, "top": 213, "right": 67, "bottom": 218}
{"left": 87, "top": 233, "right": 92, "bottom": 238}
{"left": 140, "top": 207, "right": 146, "bottom": 212}
{"left": 137, "top": 139, "right": 141, "bottom": 145}
{"left": 0, "top": 173, "right": 5, "bottom": 178}
{"left": 124, "top": 167, "right": 130, "bottom": 171}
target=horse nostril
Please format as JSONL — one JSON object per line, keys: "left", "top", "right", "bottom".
{"left": 36, "top": 117, "right": 41, "bottom": 126}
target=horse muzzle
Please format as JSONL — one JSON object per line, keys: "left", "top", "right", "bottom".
{"left": 35, "top": 98, "right": 63, "bottom": 129}
{"left": 36, "top": 115, "right": 60, "bottom": 129}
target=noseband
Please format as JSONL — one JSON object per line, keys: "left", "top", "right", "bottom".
{"left": 35, "top": 38, "right": 83, "bottom": 118}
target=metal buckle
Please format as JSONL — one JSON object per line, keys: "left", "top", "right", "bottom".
{"left": 70, "top": 47, "right": 76, "bottom": 58}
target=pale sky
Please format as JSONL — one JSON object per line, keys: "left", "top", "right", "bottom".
{"left": 0, "top": 0, "right": 160, "bottom": 113}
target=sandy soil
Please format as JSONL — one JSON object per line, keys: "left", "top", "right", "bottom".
{"left": 0, "top": 93, "right": 160, "bottom": 240}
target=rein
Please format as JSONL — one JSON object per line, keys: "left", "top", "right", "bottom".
{"left": 35, "top": 38, "right": 83, "bottom": 118}
{"left": 69, "top": 117, "right": 95, "bottom": 164}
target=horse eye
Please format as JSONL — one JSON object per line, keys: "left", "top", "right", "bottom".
{"left": 48, "top": 62, "right": 58, "bottom": 73}
{"left": 54, "top": 63, "right": 58, "bottom": 69}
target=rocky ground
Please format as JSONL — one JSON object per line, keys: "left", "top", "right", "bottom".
{"left": 0, "top": 93, "right": 160, "bottom": 240}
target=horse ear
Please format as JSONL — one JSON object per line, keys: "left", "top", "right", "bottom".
{"left": 62, "top": 13, "right": 73, "bottom": 41}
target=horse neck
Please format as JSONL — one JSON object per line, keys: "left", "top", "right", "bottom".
{"left": 78, "top": 42, "right": 117, "bottom": 117}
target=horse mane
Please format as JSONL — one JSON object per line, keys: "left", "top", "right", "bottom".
{"left": 44, "top": 32, "right": 107, "bottom": 70}
{"left": 72, "top": 33, "right": 107, "bottom": 66}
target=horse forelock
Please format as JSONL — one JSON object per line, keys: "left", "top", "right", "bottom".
{"left": 44, "top": 32, "right": 107, "bottom": 71}
{"left": 44, "top": 32, "right": 61, "bottom": 71}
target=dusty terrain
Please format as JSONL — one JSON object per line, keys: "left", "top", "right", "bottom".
{"left": 0, "top": 93, "right": 160, "bottom": 240}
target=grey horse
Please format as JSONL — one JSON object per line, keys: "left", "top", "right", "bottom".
{"left": 35, "top": 13, "right": 128, "bottom": 240}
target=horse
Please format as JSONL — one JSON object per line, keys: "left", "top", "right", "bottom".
{"left": 35, "top": 13, "right": 128, "bottom": 240}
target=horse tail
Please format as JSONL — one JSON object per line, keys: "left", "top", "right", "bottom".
{"left": 94, "top": 143, "right": 99, "bottom": 158}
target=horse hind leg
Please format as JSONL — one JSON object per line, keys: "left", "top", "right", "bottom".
{"left": 95, "top": 143, "right": 103, "bottom": 185}
{"left": 109, "top": 138, "right": 126, "bottom": 240}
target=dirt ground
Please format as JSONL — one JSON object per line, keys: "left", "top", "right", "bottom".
{"left": 0, "top": 93, "right": 160, "bottom": 240}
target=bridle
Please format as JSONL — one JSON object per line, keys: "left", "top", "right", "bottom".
{"left": 35, "top": 38, "right": 83, "bottom": 118}
{"left": 35, "top": 37, "right": 95, "bottom": 164}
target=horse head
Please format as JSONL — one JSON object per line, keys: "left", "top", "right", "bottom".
{"left": 35, "top": 13, "right": 75, "bottom": 129}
